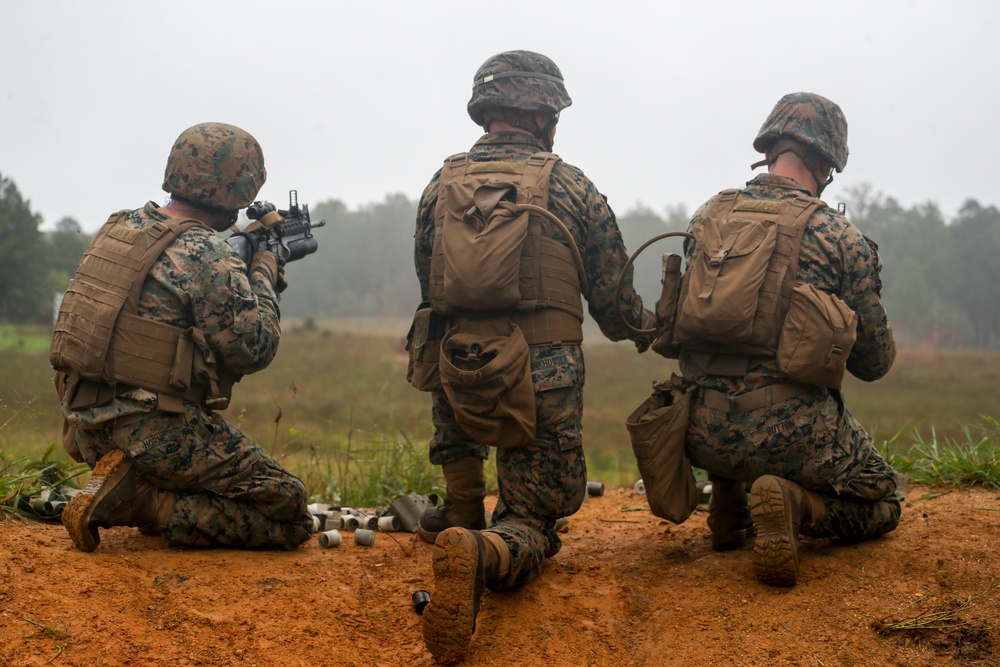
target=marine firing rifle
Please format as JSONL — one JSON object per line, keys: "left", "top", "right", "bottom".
{"left": 227, "top": 190, "right": 326, "bottom": 265}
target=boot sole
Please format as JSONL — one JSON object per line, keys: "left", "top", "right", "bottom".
{"left": 62, "top": 449, "right": 129, "bottom": 552}
{"left": 750, "top": 475, "right": 798, "bottom": 587}
{"left": 422, "top": 528, "right": 479, "bottom": 664}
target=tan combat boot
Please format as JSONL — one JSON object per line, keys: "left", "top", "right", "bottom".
{"left": 62, "top": 449, "right": 176, "bottom": 552}
{"left": 418, "top": 457, "right": 487, "bottom": 544}
{"left": 749, "top": 475, "right": 825, "bottom": 587}
{"left": 707, "top": 477, "right": 755, "bottom": 551}
{"left": 421, "top": 528, "right": 509, "bottom": 664}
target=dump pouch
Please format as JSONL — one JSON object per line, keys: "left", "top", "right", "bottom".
{"left": 776, "top": 283, "right": 857, "bottom": 389}
{"left": 439, "top": 319, "right": 536, "bottom": 448}
{"left": 406, "top": 304, "right": 446, "bottom": 392}
{"left": 625, "top": 375, "right": 698, "bottom": 524}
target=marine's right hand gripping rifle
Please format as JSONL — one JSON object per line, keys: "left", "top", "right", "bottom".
{"left": 227, "top": 190, "right": 326, "bottom": 266}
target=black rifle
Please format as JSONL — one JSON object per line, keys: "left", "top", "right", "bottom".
{"left": 227, "top": 190, "right": 326, "bottom": 265}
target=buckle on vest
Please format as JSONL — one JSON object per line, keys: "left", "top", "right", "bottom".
{"left": 709, "top": 248, "right": 730, "bottom": 265}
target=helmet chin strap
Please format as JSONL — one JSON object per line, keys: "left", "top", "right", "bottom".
{"left": 752, "top": 138, "right": 834, "bottom": 195}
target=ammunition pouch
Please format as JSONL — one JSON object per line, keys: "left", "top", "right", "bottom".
{"left": 626, "top": 375, "right": 698, "bottom": 524}
{"left": 406, "top": 304, "right": 446, "bottom": 392}
{"left": 439, "top": 318, "right": 536, "bottom": 448}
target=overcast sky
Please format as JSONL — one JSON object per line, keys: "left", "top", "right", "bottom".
{"left": 3, "top": 1, "right": 998, "bottom": 232}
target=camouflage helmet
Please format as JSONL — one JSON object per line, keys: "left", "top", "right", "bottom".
{"left": 467, "top": 50, "right": 573, "bottom": 126}
{"left": 753, "top": 93, "right": 849, "bottom": 172}
{"left": 162, "top": 122, "right": 267, "bottom": 211}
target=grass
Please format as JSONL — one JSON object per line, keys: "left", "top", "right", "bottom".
{"left": 1, "top": 322, "right": 999, "bottom": 510}
{"left": 0, "top": 443, "right": 88, "bottom": 522}
{"left": 0, "top": 324, "right": 52, "bottom": 355}
{"left": 880, "top": 416, "right": 1000, "bottom": 488}
{"left": 873, "top": 579, "right": 997, "bottom": 634}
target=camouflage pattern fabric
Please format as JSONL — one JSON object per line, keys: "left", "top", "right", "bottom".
{"left": 415, "top": 131, "right": 647, "bottom": 588}
{"left": 467, "top": 50, "right": 572, "bottom": 126}
{"left": 64, "top": 201, "right": 311, "bottom": 549}
{"left": 753, "top": 92, "right": 849, "bottom": 172}
{"left": 74, "top": 407, "right": 313, "bottom": 549}
{"left": 681, "top": 173, "right": 900, "bottom": 542}
{"left": 162, "top": 123, "right": 267, "bottom": 211}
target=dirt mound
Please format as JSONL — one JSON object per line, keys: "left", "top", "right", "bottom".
{"left": 1, "top": 486, "right": 998, "bottom": 666}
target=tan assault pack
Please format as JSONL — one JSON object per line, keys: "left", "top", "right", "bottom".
{"left": 429, "top": 152, "right": 585, "bottom": 330}
{"left": 657, "top": 190, "right": 857, "bottom": 388}
{"left": 50, "top": 211, "right": 238, "bottom": 411}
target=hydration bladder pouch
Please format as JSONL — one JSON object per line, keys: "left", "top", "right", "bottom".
{"left": 439, "top": 319, "right": 536, "bottom": 448}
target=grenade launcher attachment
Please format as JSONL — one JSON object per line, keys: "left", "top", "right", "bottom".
{"left": 227, "top": 190, "right": 326, "bottom": 265}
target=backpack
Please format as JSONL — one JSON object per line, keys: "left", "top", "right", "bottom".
{"left": 646, "top": 190, "right": 858, "bottom": 389}
{"left": 429, "top": 152, "right": 583, "bottom": 317}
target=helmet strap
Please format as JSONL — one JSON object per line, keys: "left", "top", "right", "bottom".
{"left": 755, "top": 138, "right": 834, "bottom": 195}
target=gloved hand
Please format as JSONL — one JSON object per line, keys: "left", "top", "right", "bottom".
{"left": 249, "top": 250, "right": 281, "bottom": 290}
{"left": 634, "top": 308, "right": 657, "bottom": 354}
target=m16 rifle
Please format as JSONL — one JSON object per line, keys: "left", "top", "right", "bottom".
{"left": 227, "top": 190, "right": 326, "bottom": 265}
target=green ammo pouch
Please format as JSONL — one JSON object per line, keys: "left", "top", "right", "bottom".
{"left": 626, "top": 375, "right": 698, "bottom": 524}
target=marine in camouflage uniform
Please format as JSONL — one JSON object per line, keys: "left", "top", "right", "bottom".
{"left": 679, "top": 93, "right": 900, "bottom": 587}
{"left": 57, "top": 123, "right": 313, "bottom": 551}
{"left": 415, "top": 51, "right": 651, "bottom": 663}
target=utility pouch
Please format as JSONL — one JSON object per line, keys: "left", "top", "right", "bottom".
{"left": 650, "top": 253, "right": 683, "bottom": 359}
{"left": 53, "top": 371, "right": 83, "bottom": 463}
{"left": 625, "top": 375, "right": 698, "bottom": 524}
{"left": 777, "top": 283, "right": 857, "bottom": 389}
{"left": 439, "top": 319, "right": 536, "bottom": 448}
{"left": 406, "top": 304, "right": 446, "bottom": 392}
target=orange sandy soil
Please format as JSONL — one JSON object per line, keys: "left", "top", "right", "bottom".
{"left": 1, "top": 486, "right": 998, "bottom": 667}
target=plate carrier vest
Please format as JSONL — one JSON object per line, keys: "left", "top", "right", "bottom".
{"left": 50, "top": 210, "right": 239, "bottom": 411}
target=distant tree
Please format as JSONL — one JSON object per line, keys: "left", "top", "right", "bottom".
{"left": 279, "top": 195, "right": 420, "bottom": 320}
{"left": 949, "top": 200, "right": 1000, "bottom": 349}
{"left": 47, "top": 216, "right": 90, "bottom": 287}
{"left": 55, "top": 216, "right": 82, "bottom": 233}
{"left": 0, "top": 173, "right": 51, "bottom": 322}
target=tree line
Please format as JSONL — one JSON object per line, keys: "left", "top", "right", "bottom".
{"left": 2, "top": 171, "right": 998, "bottom": 350}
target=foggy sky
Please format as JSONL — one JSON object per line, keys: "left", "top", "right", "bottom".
{"left": 3, "top": 1, "right": 998, "bottom": 232}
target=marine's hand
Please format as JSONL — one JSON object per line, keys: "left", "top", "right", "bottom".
{"left": 249, "top": 250, "right": 280, "bottom": 289}
{"left": 634, "top": 308, "right": 656, "bottom": 353}
{"left": 275, "top": 264, "right": 288, "bottom": 294}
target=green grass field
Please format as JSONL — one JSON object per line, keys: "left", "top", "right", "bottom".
{"left": 2, "top": 323, "right": 997, "bottom": 507}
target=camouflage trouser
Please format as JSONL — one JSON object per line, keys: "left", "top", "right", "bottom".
{"left": 74, "top": 406, "right": 314, "bottom": 550}
{"left": 686, "top": 386, "right": 901, "bottom": 542}
{"left": 429, "top": 345, "right": 587, "bottom": 589}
